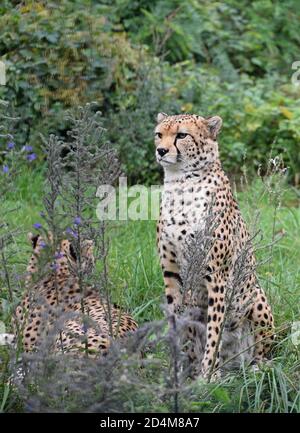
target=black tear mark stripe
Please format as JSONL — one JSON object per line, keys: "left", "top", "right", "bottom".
{"left": 69, "top": 243, "right": 77, "bottom": 261}
{"left": 173, "top": 138, "right": 181, "bottom": 156}
{"left": 188, "top": 133, "right": 197, "bottom": 144}
{"left": 31, "top": 234, "right": 40, "bottom": 249}
{"left": 164, "top": 270, "right": 183, "bottom": 285}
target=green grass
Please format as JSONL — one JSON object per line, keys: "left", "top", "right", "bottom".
{"left": 1, "top": 169, "right": 300, "bottom": 412}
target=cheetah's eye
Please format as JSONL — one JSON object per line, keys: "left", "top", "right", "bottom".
{"left": 155, "top": 132, "right": 162, "bottom": 139}
{"left": 176, "top": 133, "right": 188, "bottom": 139}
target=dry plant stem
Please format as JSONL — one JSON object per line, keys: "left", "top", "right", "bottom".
{"left": 41, "top": 104, "right": 122, "bottom": 354}
{"left": 74, "top": 144, "right": 88, "bottom": 354}
{"left": 168, "top": 315, "right": 179, "bottom": 413}
{"left": 43, "top": 135, "right": 65, "bottom": 353}
{"left": 99, "top": 221, "right": 113, "bottom": 338}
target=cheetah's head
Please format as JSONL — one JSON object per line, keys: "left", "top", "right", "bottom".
{"left": 154, "top": 113, "right": 222, "bottom": 173}
{"left": 27, "top": 232, "right": 95, "bottom": 278}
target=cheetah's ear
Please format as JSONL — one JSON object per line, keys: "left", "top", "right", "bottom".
{"left": 156, "top": 112, "right": 168, "bottom": 124}
{"left": 81, "top": 239, "right": 94, "bottom": 259}
{"left": 28, "top": 232, "right": 40, "bottom": 249}
{"left": 82, "top": 239, "right": 94, "bottom": 251}
{"left": 206, "top": 116, "right": 222, "bottom": 139}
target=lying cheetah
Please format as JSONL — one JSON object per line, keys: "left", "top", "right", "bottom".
{"left": 13, "top": 233, "right": 137, "bottom": 354}
{"left": 155, "top": 112, "right": 274, "bottom": 378}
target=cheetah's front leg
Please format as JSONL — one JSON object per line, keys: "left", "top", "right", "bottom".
{"left": 250, "top": 289, "right": 275, "bottom": 363}
{"left": 201, "top": 273, "right": 226, "bottom": 379}
{"left": 162, "top": 262, "right": 182, "bottom": 315}
{"left": 157, "top": 224, "right": 182, "bottom": 314}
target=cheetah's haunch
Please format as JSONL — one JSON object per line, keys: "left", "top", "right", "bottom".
{"left": 13, "top": 233, "right": 137, "bottom": 355}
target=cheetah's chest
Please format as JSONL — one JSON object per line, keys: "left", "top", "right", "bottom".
{"left": 160, "top": 179, "right": 211, "bottom": 261}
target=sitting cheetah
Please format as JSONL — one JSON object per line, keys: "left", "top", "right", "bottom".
{"left": 13, "top": 233, "right": 137, "bottom": 355}
{"left": 155, "top": 112, "right": 274, "bottom": 378}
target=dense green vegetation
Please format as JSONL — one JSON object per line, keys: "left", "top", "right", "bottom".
{"left": 0, "top": 0, "right": 300, "bottom": 413}
{"left": 1, "top": 0, "right": 300, "bottom": 183}
{"left": 1, "top": 169, "right": 300, "bottom": 412}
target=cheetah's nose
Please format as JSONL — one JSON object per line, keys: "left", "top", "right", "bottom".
{"left": 157, "top": 148, "right": 169, "bottom": 157}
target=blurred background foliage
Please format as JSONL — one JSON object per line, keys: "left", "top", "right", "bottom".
{"left": 0, "top": 0, "right": 300, "bottom": 184}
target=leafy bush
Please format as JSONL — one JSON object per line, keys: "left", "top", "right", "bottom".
{"left": 0, "top": 1, "right": 153, "bottom": 161}
{"left": 0, "top": 0, "right": 300, "bottom": 184}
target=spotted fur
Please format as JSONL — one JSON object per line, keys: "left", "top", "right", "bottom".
{"left": 14, "top": 233, "right": 137, "bottom": 355}
{"left": 155, "top": 113, "right": 274, "bottom": 377}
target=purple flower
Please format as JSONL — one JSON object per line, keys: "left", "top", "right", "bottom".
{"left": 33, "top": 222, "right": 42, "bottom": 229}
{"left": 54, "top": 252, "right": 64, "bottom": 259}
{"left": 7, "top": 141, "right": 15, "bottom": 150}
{"left": 74, "top": 216, "right": 81, "bottom": 225}
{"left": 2, "top": 165, "right": 9, "bottom": 173}
{"left": 27, "top": 153, "right": 36, "bottom": 162}
{"left": 23, "top": 145, "right": 33, "bottom": 152}
{"left": 40, "top": 241, "right": 47, "bottom": 249}
{"left": 50, "top": 263, "right": 59, "bottom": 271}
{"left": 66, "top": 227, "right": 78, "bottom": 239}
